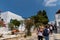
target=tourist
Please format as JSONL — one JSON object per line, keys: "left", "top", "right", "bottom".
{"left": 49, "top": 25, "right": 53, "bottom": 34}
{"left": 37, "top": 26, "right": 44, "bottom": 40}
{"left": 54, "top": 24, "right": 57, "bottom": 33}
{"left": 43, "top": 26, "right": 50, "bottom": 40}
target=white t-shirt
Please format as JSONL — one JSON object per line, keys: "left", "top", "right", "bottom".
{"left": 50, "top": 26, "right": 53, "bottom": 30}
{"left": 47, "top": 28, "right": 50, "bottom": 33}
{"left": 38, "top": 31, "right": 43, "bottom": 36}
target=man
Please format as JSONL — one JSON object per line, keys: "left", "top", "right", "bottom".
{"left": 43, "top": 26, "right": 50, "bottom": 40}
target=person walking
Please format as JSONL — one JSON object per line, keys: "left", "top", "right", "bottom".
{"left": 37, "top": 26, "right": 44, "bottom": 40}
{"left": 49, "top": 25, "right": 53, "bottom": 34}
{"left": 43, "top": 26, "right": 50, "bottom": 40}
{"left": 54, "top": 24, "right": 57, "bottom": 33}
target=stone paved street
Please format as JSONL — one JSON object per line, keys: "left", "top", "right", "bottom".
{"left": 0, "top": 33, "right": 60, "bottom": 40}
{"left": 19, "top": 33, "right": 60, "bottom": 40}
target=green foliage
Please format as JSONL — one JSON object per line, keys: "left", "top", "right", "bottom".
{"left": 10, "top": 19, "right": 20, "bottom": 27}
{"left": 8, "top": 23, "right": 14, "bottom": 30}
{"left": 30, "top": 10, "right": 49, "bottom": 28}
{"left": 25, "top": 19, "right": 34, "bottom": 36}
{"left": 0, "top": 24, "right": 2, "bottom": 27}
{"left": 8, "top": 19, "right": 21, "bottom": 30}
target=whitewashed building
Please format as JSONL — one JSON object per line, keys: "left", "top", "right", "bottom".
{"left": 55, "top": 10, "right": 60, "bottom": 33}
{"left": 48, "top": 21, "right": 55, "bottom": 25}
{"left": 55, "top": 10, "right": 60, "bottom": 26}
{"left": 0, "top": 11, "right": 25, "bottom": 34}
{"left": 0, "top": 11, "right": 24, "bottom": 24}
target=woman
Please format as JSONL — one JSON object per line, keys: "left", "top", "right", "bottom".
{"left": 37, "top": 26, "right": 44, "bottom": 40}
{"left": 49, "top": 25, "right": 53, "bottom": 34}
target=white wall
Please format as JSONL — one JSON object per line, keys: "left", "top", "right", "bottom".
{"left": 18, "top": 23, "right": 25, "bottom": 32}
{"left": 55, "top": 14, "right": 60, "bottom": 26}
{"left": 0, "top": 11, "right": 25, "bottom": 32}
{"left": 0, "top": 11, "right": 24, "bottom": 24}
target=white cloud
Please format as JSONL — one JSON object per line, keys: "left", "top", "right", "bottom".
{"left": 44, "top": 0, "right": 57, "bottom": 7}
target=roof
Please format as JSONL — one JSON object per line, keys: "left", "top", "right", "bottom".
{"left": 1, "top": 11, "right": 24, "bottom": 20}
{"left": 56, "top": 10, "right": 60, "bottom": 14}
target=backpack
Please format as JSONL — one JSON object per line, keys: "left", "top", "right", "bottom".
{"left": 43, "top": 29, "right": 49, "bottom": 36}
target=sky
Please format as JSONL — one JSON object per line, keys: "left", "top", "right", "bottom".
{"left": 0, "top": 0, "right": 60, "bottom": 21}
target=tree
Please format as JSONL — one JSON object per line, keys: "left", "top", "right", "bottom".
{"left": 9, "top": 19, "right": 21, "bottom": 30}
{"left": 8, "top": 23, "right": 14, "bottom": 30}
{"left": 24, "top": 19, "right": 34, "bottom": 36}
{"left": 30, "top": 10, "right": 49, "bottom": 28}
